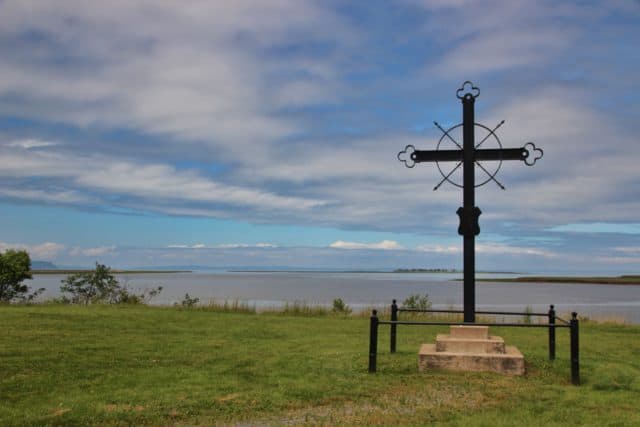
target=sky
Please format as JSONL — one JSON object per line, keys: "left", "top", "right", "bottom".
{"left": 0, "top": 0, "right": 639, "bottom": 273}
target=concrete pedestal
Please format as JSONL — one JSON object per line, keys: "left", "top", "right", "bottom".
{"left": 418, "top": 326, "right": 524, "bottom": 376}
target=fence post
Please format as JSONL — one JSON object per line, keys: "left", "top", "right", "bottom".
{"left": 548, "top": 304, "right": 556, "bottom": 360}
{"left": 369, "top": 309, "right": 379, "bottom": 373}
{"left": 390, "top": 299, "right": 398, "bottom": 353}
{"left": 570, "top": 312, "right": 580, "bottom": 385}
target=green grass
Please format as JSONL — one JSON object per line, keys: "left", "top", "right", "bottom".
{"left": 1, "top": 305, "right": 639, "bottom": 426}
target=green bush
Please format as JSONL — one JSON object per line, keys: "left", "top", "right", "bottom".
{"left": 177, "top": 293, "right": 200, "bottom": 307}
{"left": 332, "top": 298, "right": 352, "bottom": 315}
{"left": 0, "top": 249, "right": 44, "bottom": 303}
{"left": 60, "top": 263, "right": 162, "bottom": 304}
{"left": 402, "top": 294, "right": 432, "bottom": 311}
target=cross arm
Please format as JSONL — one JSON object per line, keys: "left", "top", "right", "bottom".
{"left": 409, "top": 145, "right": 541, "bottom": 165}
{"left": 475, "top": 148, "right": 527, "bottom": 161}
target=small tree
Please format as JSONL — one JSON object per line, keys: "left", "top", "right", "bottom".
{"left": 0, "top": 249, "right": 44, "bottom": 303}
{"left": 177, "top": 293, "right": 200, "bottom": 308}
{"left": 332, "top": 297, "right": 352, "bottom": 315}
{"left": 402, "top": 293, "right": 432, "bottom": 311}
{"left": 61, "top": 263, "right": 120, "bottom": 304}
{"left": 60, "top": 263, "right": 162, "bottom": 304}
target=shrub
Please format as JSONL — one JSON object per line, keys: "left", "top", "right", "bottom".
{"left": 177, "top": 293, "right": 200, "bottom": 308}
{"left": 523, "top": 305, "right": 533, "bottom": 324}
{"left": 117, "top": 284, "right": 163, "bottom": 305}
{"left": 332, "top": 298, "right": 352, "bottom": 315}
{"left": 60, "top": 263, "right": 162, "bottom": 304}
{"left": 0, "top": 249, "right": 44, "bottom": 303}
{"left": 402, "top": 293, "right": 432, "bottom": 311}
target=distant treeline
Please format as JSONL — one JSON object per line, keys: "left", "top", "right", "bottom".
{"left": 480, "top": 275, "right": 640, "bottom": 285}
{"left": 30, "top": 269, "right": 190, "bottom": 275}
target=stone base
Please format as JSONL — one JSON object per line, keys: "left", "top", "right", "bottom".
{"left": 449, "top": 325, "right": 489, "bottom": 339}
{"left": 435, "top": 334, "right": 506, "bottom": 354}
{"left": 417, "top": 326, "right": 525, "bottom": 376}
{"left": 419, "top": 344, "right": 525, "bottom": 375}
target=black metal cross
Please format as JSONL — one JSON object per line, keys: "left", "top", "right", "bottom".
{"left": 397, "top": 81, "right": 543, "bottom": 323}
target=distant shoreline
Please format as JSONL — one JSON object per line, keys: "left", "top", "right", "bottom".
{"left": 392, "top": 268, "right": 520, "bottom": 274}
{"left": 228, "top": 270, "right": 387, "bottom": 273}
{"left": 227, "top": 269, "right": 519, "bottom": 274}
{"left": 31, "top": 270, "right": 191, "bottom": 275}
{"left": 475, "top": 275, "right": 640, "bottom": 285}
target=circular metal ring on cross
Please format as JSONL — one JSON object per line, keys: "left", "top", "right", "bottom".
{"left": 435, "top": 122, "right": 503, "bottom": 188}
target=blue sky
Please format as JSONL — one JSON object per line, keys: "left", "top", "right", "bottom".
{"left": 0, "top": 0, "right": 639, "bottom": 273}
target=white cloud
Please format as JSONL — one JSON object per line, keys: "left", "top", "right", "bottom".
{"left": 601, "top": 247, "right": 640, "bottom": 264}
{"left": 597, "top": 256, "right": 640, "bottom": 264}
{"left": 431, "top": 28, "right": 575, "bottom": 76}
{"left": 168, "top": 244, "right": 206, "bottom": 249}
{"left": 416, "top": 244, "right": 460, "bottom": 253}
{"left": 329, "top": 240, "right": 403, "bottom": 250}
{"left": 0, "top": 146, "right": 325, "bottom": 213}
{"left": 75, "top": 161, "right": 325, "bottom": 211}
{"left": 476, "top": 243, "right": 554, "bottom": 257}
{"left": 69, "top": 246, "right": 117, "bottom": 257}
{"left": 0, "top": 188, "right": 93, "bottom": 204}
{"left": 168, "top": 243, "right": 277, "bottom": 249}
{"left": 549, "top": 224, "right": 640, "bottom": 235}
{"left": 416, "top": 0, "right": 590, "bottom": 77}
{"left": 216, "top": 243, "right": 278, "bottom": 249}
{"left": 0, "top": 1, "right": 353, "bottom": 155}
{"left": 614, "top": 247, "right": 640, "bottom": 254}
{"left": 7, "top": 138, "right": 58, "bottom": 149}
{"left": 0, "top": 241, "right": 65, "bottom": 259}
{"left": 417, "top": 242, "right": 555, "bottom": 257}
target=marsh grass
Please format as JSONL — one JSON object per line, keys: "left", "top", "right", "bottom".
{"left": 1, "top": 304, "right": 639, "bottom": 426}
{"left": 208, "top": 298, "right": 257, "bottom": 314}
{"left": 276, "top": 301, "right": 330, "bottom": 316}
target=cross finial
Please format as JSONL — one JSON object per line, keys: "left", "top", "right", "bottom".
{"left": 397, "top": 145, "right": 416, "bottom": 168}
{"left": 456, "top": 81, "right": 480, "bottom": 100}
{"left": 523, "top": 142, "right": 543, "bottom": 166}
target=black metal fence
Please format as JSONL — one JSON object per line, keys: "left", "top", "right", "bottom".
{"left": 369, "top": 300, "right": 580, "bottom": 385}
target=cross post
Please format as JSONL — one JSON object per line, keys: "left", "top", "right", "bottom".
{"left": 462, "top": 92, "right": 476, "bottom": 322}
{"left": 397, "top": 81, "right": 543, "bottom": 323}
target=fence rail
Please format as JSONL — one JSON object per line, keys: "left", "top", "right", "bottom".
{"left": 398, "top": 308, "right": 549, "bottom": 317}
{"left": 370, "top": 301, "right": 580, "bottom": 385}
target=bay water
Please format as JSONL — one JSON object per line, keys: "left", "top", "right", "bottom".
{"left": 30, "top": 271, "right": 640, "bottom": 323}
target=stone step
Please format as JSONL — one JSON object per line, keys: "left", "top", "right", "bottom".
{"left": 435, "top": 334, "right": 506, "bottom": 354}
{"left": 418, "top": 344, "right": 525, "bottom": 376}
{"left": 449, "top": 325, "right": 489, "bottom": 340}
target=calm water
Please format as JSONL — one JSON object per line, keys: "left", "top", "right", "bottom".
{"left": 31, "top": 271, "right": 640, "bottom": 323}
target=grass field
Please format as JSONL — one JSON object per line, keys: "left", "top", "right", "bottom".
{"left": 1, "top": 305, "right": 639, "bottom": 426}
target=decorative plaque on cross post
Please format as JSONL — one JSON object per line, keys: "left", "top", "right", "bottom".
{"left": 397, "top": 81, "right": 543, "bottom": 323}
